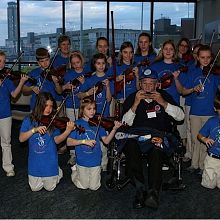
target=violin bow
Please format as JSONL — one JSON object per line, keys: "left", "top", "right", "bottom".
{"left": 94, "top": 100, "right": 107, "bottom": 140}
{"left": 39, "top": 47, "right": 60, "bottom": 91}
{"left": 201, "top": 48, "right": 220, "bottom": 89}
{"left": 0, "top": 51, "right": 24, "bottom": 86}
{"left": 111, "top": 11, "right": 117, "bottom": 99}
{"left": 209, "top": 29, "right": 216, "bottom": 48}
{"left": 71, "top": 86, "right": 77, "bottom": 121}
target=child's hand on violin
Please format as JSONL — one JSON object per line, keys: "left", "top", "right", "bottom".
{"left": 133, "top": 67, "right": 139, "bottom": 78}
{"left": 202, "top": 137, "right": 215, "bottom": 147}
{"left": 20, "top": 74, "right": 29, "bottom": 83}
{"left": 35, "top": 126, "right": 47, "bottom": 135}
{"left": 66, "top": 121, "right": 75, "bottom": 132}
{"left": 102, "top": 79, "right": 110, "bottom": 87}
{"left": 113, "top": 121, "right": 123, "bottom": 130}
{"left": 116, "top": 75, "right": 124, "bottom": 82}
{"left": 173, "top": 70, "right": 180, "bottom": 79}
{"left": 85, "top": 140, "right": 96, "bottom": 148}
{"left": 87, "top": 87, "right": 97, "bottom": 96}
{"left": 193, "top": 84, "right": 204, "bottom": 93}
{"left": 63, "top": 82, "right": 72, "bottom": 90}
{"left": 77, "top": 76, "right": 85, "bottom": 84}
{"left": 32, "top": 86, "right": 40, "bottom": 94}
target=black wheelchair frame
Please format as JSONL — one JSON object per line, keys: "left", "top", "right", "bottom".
{"left": 104, "top": 129, "right": 186, "bottom": 191}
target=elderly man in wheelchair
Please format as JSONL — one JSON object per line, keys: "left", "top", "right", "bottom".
{"left": 110, "top": 68, "right": 185, "bottom": 209}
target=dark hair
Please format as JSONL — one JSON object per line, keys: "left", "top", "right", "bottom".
{"left": 79, "top": 98, "right": 96, "bottom": 118}
{"left": 177, "top": 37, "right": 192, "bottom": 55}
{"left": 30, "top": 92, "right": 57, "bottom": 128}
{"left": 96, "top": 37, "right": 109, "bottom": 48}
{"left": 91, "top": 53, "right": 107, "bottom": 72}
{"left": 119, "top": 41, "right": 134, "bottom": 65}
{"left": 135, "top": 32, "right": 155, "bottom": 55}
{"left": 58, "top": 35, "right": 71, "bottom": 47}
{"left": 36, "top": 48, "right": 50, "bottom": 61}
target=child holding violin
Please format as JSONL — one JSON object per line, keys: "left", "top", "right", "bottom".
{"left": 22, "top": 48, "right": 61, "bottom": 111}
{"left": 79, "top": 53, "right": 114, "bottom": 117}
{"left": 113, "top": 41, "right": 139, "bottom": 100}
{"left": 19, "top": 92, "right": 75, "bottom": 192}
{"left": 197, "top": 91, "right": 220, "bottom": 189}
{"left": 173, "top": 45, "right": 220, "bottom": 175}
{"left": 0, "top": 50, "right": 28, "bottom": 177}
{"left": 67, "top": 98, "right": 122, "bottom": 190}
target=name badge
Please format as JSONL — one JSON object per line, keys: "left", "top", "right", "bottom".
{"left": 147, "top": 111, "right": 156, "bottom": 118}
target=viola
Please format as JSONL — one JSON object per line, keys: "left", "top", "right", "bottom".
{"left": 40, "top": 115, "right": 85, "bottom": 134}
{"left": 203, "top": 64, "right": 220, "bottom": 76}
{"left": 115, "top": 58, "right": 151, "bottom": 94}
{"left": 41, "top": 64, "right": 67, "bottom": 84}
{"left": 159, "top": 66, "right": 188, "bottom": 89}
{"left": 0, "top": 68, "right": 37, "bottom": 85}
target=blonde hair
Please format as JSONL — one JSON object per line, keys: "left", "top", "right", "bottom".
{"left": 69, "top": 50, "right": 85, "bottom": 69}
{"left": 0, "top": 50, "right": 6, "bottom": 57}
{"left": 79, "top": 98, "right": 96, "bottom": 118}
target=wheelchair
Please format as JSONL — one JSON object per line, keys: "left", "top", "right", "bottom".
{"left": 104, "top": 126, "right": 186, "bottom": 191}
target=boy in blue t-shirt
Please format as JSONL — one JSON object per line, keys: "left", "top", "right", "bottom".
{"left": 0, "top": 50, "right": 28, "bottom": 177}
{"left": 198, "top": 92, "right": 220, "bottom": 189}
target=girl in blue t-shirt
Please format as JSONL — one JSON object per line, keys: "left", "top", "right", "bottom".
{"left": 79, "top": 53, "right": 114, "bottom": 117}
{"left": 19, "top": 92, "right": 75, "bottom": 192}
{"left": 67, "top": 98, "right": 122, "bottom": 190}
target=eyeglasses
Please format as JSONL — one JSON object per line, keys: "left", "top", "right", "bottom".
{"left": 179, "top": 44, "right": 189, "bottom": 48}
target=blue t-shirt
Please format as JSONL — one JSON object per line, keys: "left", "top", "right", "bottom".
{"left": 0, "top": 78, "right": 15, "bottom": 119}
{"left": 20, "top": 117, "right": 60, "bottom": 177}
{"left": 185, "top": 66, "right": 220, "bottom": 116}
{"left": 114, "top": 63, "right": 138, "bottom": 100}
{"left": 25, "top": 67, "right": 58, "bottom": 110}
{"left": 199, "top": 116, "right": 220, "bottom": 156}
{"left": 68, "top": 118, "right": 107, "bottom": 167}
{"left": 150, "top": 60, "right": 184, "bottom": 105}
{"left": 80, "top": 73, "right": 114, "bottom": 116}
{"left": 63, "top": 68, "right": 89, "bottom": 109}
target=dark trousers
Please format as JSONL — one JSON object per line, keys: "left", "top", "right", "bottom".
{"left": 123, "top": 138, "right": 165, "bottom": 191}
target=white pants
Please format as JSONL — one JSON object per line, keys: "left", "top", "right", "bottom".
{"left": 201, "top": 155, "right": 220, "bottom": 189}
{"left": 71, "top": 164, "right": 101, "bottom": 190}
{"left": 28, "top": 167, "right": 63, "bottom": 191}
{"left": 184, "top": 105, "right": 192, "bottom": 159}
{"left": 0, "top": 117, "right": 14, "bottom": 173}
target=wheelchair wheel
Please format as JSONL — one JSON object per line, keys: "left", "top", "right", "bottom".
{"left": 103, "top": 172, "right": 117, "bottom": 191}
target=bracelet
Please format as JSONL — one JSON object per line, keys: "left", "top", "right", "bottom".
{"left": 81, "top": 139, "right": 86, "bottom": 144}
{"left": 31, "top": 128, "right": 36, "bottom": 134}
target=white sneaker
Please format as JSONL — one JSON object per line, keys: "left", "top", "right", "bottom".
{"left": 6, "top": 170, "right": 15, "bottom": 177}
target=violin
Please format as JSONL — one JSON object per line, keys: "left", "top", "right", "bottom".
{"left": 182, "top": 53, "right": 194, "bottom": 63}
{"left": 0, "top": 68, "right": 37, "bottom": 85}
{"left": 203, "top": 64, "right": 220, "bottom": 76}
{"left": 115, "top": 58, "right": 150, "bottom": 94}
{"left": 159, "top": 66, "right": 188, "bottom": 89}
{"left": 40, "top": 115, "right": 85, "bottom": 134}
{"left": 88, "top": 114, "right": 126, "bottom": 130}
{"left": 41, "top": 64, "right": 67, "bottom": 84}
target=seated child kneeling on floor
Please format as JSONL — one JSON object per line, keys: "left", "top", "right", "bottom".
{"left": 197, "top": 91, "right": 220, "bottom": 189}
{"left": 19, "top": 92, "right": 75, "bottom": 192}
{"left": 67, "top": 98, "right": 122, "bottom": 190}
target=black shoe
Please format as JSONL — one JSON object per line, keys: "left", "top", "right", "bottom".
{"left": 132, "top": 190, "right": 146, "bottom": 209}
{"left": 145, "top": 189, "right": 159, "bottom": 209}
